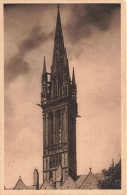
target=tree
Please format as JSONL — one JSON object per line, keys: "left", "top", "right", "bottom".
{"left": 98, "top": 159, "right": 121, "bottom": 189}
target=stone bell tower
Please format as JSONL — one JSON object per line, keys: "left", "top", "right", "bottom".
{"left": 39, "top": 5, "right": 78, "bottom": 187}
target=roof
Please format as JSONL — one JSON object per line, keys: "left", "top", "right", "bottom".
{"left": 9, "top": 170, "right": 104, "bottom": 190}
{"left": 76, "top": 175, "right": 87, "bottom": 187}
{"left": 40, "top": 180, "right": 53, "bottom": 190}
{"left": 76, "top": 172, "right": 104, "bottom": 187}
{"left": 61, "top": 175, "right": 78, "bottom": 189}
{"left": 13, "top": 178, "right": 27, "bottom": 190}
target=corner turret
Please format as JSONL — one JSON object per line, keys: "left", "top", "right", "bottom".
{"left": 33, "top": 168, "right": 39, "bottom": 189}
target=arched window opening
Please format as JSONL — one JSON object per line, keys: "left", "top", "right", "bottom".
{"left": 49, "top": 170, "right": 52, "bottom": 181}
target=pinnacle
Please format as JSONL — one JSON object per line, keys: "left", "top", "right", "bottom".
{"left": 43, "top": 56, "right": 47, "bottom": 74}
{"left": 72, "top": 67, "right": 76, "bottom": 84}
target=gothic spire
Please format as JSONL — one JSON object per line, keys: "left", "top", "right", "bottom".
{"left": 72, "top": 67, "right": 76, "bottom": 85}
{"left": 43, "top": 56, "right": 46, "bottom": 74}
{"left": 52, "top": 5, "right": 65, "bottom": 77}
{"left": 55, "top": 4, "right": 63, "bottom": 41}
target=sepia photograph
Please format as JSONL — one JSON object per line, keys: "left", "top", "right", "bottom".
{"left": 3, "top": 1, "right": 126, "bottom": 192}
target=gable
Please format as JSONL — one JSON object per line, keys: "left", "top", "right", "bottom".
{"left": 40, "top": 180, "right": 53, "bottom": 190}
{"left": 61, "top": 176, "right": 78, "bottom": 189}
{"left": 14, "top": 179, "right": 27, "bottom": 190}
{"left": 80, "top": 172, "right": 99, "bottom": 189}
{"left": 76, "top": 175, "right": 87, "bottom": 187}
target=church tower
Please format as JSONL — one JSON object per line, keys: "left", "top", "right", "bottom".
{"left": 40, "top": 5, "right": 78, "bottom": 187}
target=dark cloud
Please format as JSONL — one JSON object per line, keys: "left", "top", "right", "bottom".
{"left": 5, "top": 4, "right": 120, "bottom": 83}
{"left": 65, "top": 4, "right": 120, "bottom": 42}
{"left": 5, "top": 26, "right": 53, "bottom": 84}
{"left": 5, "top": 54, "right": 29, "bottom": 83}
{"left": 19, "top": 26, "right": 53, "bottom": 54}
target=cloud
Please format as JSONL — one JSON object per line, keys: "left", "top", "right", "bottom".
{"left": 5, "top": 26, "right": 53, "bottom": 84}
{"left": 4, "top": 4, "right": 121, "bottom": 188}
{"left": 5, "top": 4, "right": 120, "bottom": 83}
{"left": 19, "top": 26, "right": 53, "bottom": 54}
{"left": 5, "top": 54, "right": 29, "bottom": 82}
{"left": 66, "top": 4, "right": 120, "bottom": 42}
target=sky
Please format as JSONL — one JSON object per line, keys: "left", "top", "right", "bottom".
{"left": 4, "top": 4, "right": 121, "bottom": 188}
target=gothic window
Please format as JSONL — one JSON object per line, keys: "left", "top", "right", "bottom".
{"left": 54, "top": 87, "right": 55, "bottom": 98}
{"left": 49, "top": 156, "right": 53, "bottom": 168}
{"left": 48, "top": 112, "right": 53, "bottom": 146}
{"left": 49, "top": 155, "right": 55, "bottom": 168}
{"left": 49, "top": 113, "right": 53, "bottom": 145}
{"left": 56, "top": 153, "right": 62, "bottom": 166}
{"left": 56, "top": 154, "right": 58, "bottom": 166}
{"left": 65, "top": 86, "right": 67, "bottom": 94}
{"left": 62, "top": 86, "right": 64, "bottom": 95}
{"left": 51, "top": 113, "right": 54, "bottom": 145}
{"left": 59, "top": 127, "right": 61, "bottom": 143}
{"left": 44, "top": 158, "right": 46, "bottom": 170}
{"left": 53, "top": 80, "right": 57, "bottom": 98}
{"left": 52, "top": 155, "right": 55, "bottom": 167}
{"left": 58, "top": 113, "right": 61, "bottom": 128}
{"left": 62, "top": 85, "right": 68, "bottom": 96}
{"left": 49, "top": 153, "right": 62, "bottom": 168}
{"left": 49, "top": 170, "right": 52, "bottom": 181}
{"left": 55, "top": 110, "right": 62, "bottom": 144}
{"left": 66, "top": 85, "right": 68, "bottom": 94}
{"left": 58, "top": 153, "right": 62, "bottom": 165}
{"left": 46, "top": 157, "right": 48, "bottom": 169}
